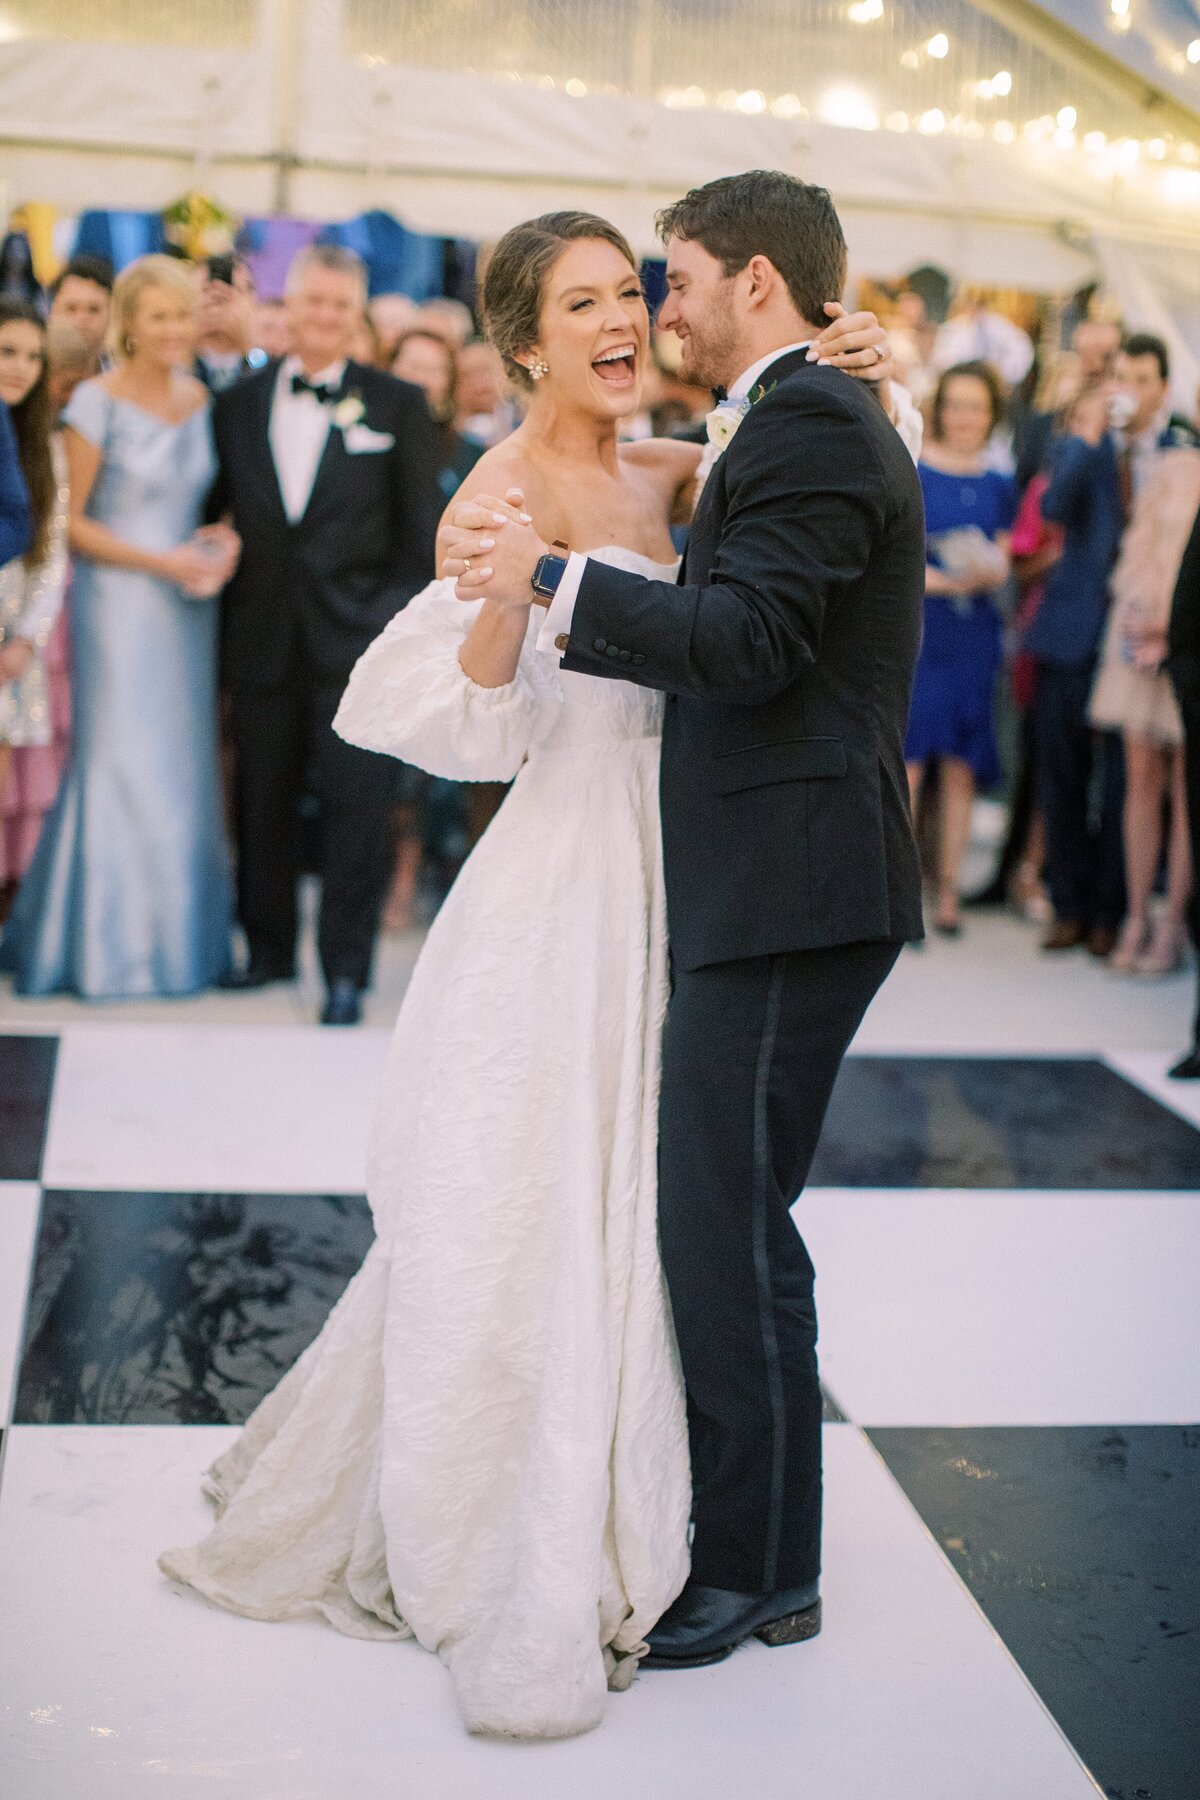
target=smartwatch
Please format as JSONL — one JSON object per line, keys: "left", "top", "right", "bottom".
{"left": 531, "top": 540, "right": 570, "bottom": 601}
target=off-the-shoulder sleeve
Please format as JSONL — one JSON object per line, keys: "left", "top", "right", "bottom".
{"left": 61, "top": 379, "right": 114, "bottom": 449}
{"left": 333, "top": 577, "right": 562, "bottom": 781}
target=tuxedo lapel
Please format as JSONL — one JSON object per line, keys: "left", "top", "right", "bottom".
{"left": 249, "top": 366, "right": 289, "bottom": 530}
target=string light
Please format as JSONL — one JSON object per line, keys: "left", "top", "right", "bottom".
{"left": 818, "top": 84, "right": 880, "bottom": 130}
{"left": 992, "top": 70, "right": 1012, "bottom": 95}
{"left": 848, "top": 0, "right": 885, "bottom": 21}
{"left": 926, "top": 33, "right": 950, "bottom": 58}
{"left": 918, "top": 107, "right": 946, "bottom": 133}
{"left": 1057, "top": 105, "right": 1077, "bottom": 129}
{"left": 1187, "top": 39, "right": 1200, "bottom": 64}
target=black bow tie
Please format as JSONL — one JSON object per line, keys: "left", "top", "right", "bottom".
{"left": 290, "top": 373, "right": 341, "bottom": 403}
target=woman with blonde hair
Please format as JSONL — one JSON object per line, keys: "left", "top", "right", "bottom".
{"left": 1, "top": 254, "right": 240, "bottom": 997}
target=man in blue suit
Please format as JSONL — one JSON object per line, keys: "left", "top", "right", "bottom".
{"left": 1026, "top": 379, "right": 1127, "bottom": 953}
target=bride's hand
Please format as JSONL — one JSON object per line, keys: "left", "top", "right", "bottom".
{"left": 809, "top": 301, "right": 897, "bottom": 422}
{"left": 440, "top": 489, "right": 548, "bottom": 607}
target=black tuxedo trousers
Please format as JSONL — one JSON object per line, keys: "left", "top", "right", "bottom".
{"left": 228, "top": 669, "right": 396, "bottom": 989}
{"left": 659, "top": 939, "right": 899, "bottom": 1592}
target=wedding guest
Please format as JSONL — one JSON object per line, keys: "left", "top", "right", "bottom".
{"left": 905, "top": 362, "right": 1017, "bottom": 934}
{"left": 456, "top": 339, "right": 518, "bottom": 446}
{"left": 208, "top": 243, "right": 442, "bottom": 1024}
{"left": 419, "top": 296, "right": 474, "bottom": 348}
{"left": 392, "top": 328, "right": 483, "bottom": 501}
{"left": 349, "top": 309, "right": 385, "bottom": 368}
{"left": 380, "top": 328, "right": 485, "bottom": 930}
{"left": 369, "top": 292, "right": 420, "bottom": 364}
{"left": 254, "top": 296, "right": 291, "bottom": 360}
{"left": 1014, "top": 320, "right": 1122, "bottom": 493}
{"left": 1027, "top": 380, "right": 1126, "bottom": 955}
{"left": 1090, "top": 387, "right": 1200, "bottom": 975}
{"left": 45, "top": 323, "right": 102, "bottom": 412}
{"left": 0, "top": 395, "right": 30, "bottom": 569}
{"left": 0, "top": 304, "right": 69, "bottom": 905}
{"left": 195, "top": 255, "right": 264, "bottom": 394}
{"left": 0, "top": 254, "right": 239, "bottom": 998}
{"left": 47, "top": 256, "right": 113, "bottom": 361}
{"left": 1167, "top": 506, "right": 1200, "bottom": 1078}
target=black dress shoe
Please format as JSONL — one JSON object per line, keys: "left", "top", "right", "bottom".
{"left": 321, "top": 980, "right": 362, "bottom": 1027}
{"left": 643, "top": 1579, "right": 821, "bottom": 1669}
{"left": 217, "top": 960, "right": 293, "bottom": 991}
{"left": 1168, "top": 1046, "right": 1200, "bottom": 1080}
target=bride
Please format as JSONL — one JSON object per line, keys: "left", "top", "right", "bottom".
{"left": 159, "top": 210, "right": 901, "bottom": 1740}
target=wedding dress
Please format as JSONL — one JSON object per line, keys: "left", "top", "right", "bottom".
{"left": 158, "top": 546, "right": 692, "bottom": 1739}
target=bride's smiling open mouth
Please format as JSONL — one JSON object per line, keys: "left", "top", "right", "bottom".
{"left": 591, "top": 342, "right": 638, "bottom": 388}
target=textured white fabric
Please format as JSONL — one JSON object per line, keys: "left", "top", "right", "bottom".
{"left": 158, "top": 547, "right": 692, "bottom": 1740}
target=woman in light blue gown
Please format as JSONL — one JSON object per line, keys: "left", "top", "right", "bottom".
{"left": 1, "top": 255, "right": 239, "bottom": 998}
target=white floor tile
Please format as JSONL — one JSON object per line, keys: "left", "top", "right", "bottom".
{"left": 0, "top": 1184, "right": 40, "bottom": 1426}
{"left": 41, "top": 1025, "right": 391, "bottom": 1194}
{"left": 1104, "top": 1049, "right": 1200, "bottom": 1132}
{"left": 854, "top": 915, "right": 1192, "bottom": 1054}
{"left": 0, "top": 1424, "right": 1099, "bottom": 1800}
{"left": 801, "top": 1187, "right": 1200, "bottom": 1426}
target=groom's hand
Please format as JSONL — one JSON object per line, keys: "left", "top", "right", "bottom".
{"left": 810, "top": 302, "right": 898, "bottom": 420}
{"left": 440, "top": 488, "right": 549, "bottom": 607}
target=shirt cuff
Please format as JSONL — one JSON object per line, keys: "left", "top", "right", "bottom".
{"left": 536, "top": 552, "right": 589, "bottom": 656}
{"left": 890, "top": 383, "right": 924, "bottom": 465}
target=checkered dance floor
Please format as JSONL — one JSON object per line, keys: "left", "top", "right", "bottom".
{"left": 1, "top": 1011, "right": 1197, "bottom": 1799}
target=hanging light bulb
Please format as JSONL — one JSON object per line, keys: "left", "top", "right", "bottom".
{"left": 1057, "top": 106, "right": 1077, "bottom": 129}
{"left": 848, "top": 0, "right": 885, "bottom": 21}
{"left": 1187, "top": 39, "right": 1200, "bottom": 63}
{"left": 992, "top": 70, "right": 1013, "bottom": 96}
{"left": 926, "top": 33, "right": 950, "bottom": 58}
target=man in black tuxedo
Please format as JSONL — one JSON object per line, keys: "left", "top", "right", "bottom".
{"left": 443, "top": 172, "right": 925, "bottom": 1661}
{"left": 210, "top": 244, "right": 442, "bottom": 1023}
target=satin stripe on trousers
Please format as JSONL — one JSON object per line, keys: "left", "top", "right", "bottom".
{"left": 658, "top": 937, "right": 902, "bottom": 1594}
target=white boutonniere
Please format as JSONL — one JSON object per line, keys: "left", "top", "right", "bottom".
{"left": 705, "top": 396, "right": 751, "bottom": 453}
{"left": 698, "top": 379, "right": 777, "bottom": 488}
{"left": 332, "top": 393, "right": 366, "bottom": 430}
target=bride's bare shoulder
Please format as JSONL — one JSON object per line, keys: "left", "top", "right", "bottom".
{"left": 448, "top": 440, "right": 537, "bottom": 509}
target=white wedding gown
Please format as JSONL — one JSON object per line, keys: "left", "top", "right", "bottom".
{"left": 158, "top": 547, "right": 692, "bottom": 1739}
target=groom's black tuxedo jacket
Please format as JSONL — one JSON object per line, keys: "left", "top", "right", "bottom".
{"left": 208, "top": 360, "right": 442, "bottom": 690}
{"left": 562, "top": 350, "right": 926, "bottom": 972}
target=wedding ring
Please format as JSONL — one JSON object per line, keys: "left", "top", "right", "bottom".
{"left": 464, "top": 558, "right": 472, "bottom": 571}
{"left": 874, "top": 343, "right": 887, "bottom": 362}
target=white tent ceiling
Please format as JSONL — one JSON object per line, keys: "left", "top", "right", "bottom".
{"left": 2, "top": 0, "right": 1200, "bottom": 294}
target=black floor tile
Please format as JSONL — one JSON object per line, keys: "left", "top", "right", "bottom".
{"left": 0, "top": 1035, "right": 57, "bottom": 1181}
{"left": 870, "top": 1425, "right": 1200, "bottom": 1800}
{"left": 811, "top": 1057, "right": 1200, "bottom": 1189}
{"left": 14, "top": 1190, "right": 374, "bottom": 1425}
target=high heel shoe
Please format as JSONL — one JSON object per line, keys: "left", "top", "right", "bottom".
{"left": 1109, "top": 916, "right": 1150, "bottom": 973}
{"left": 1135, "top": 917, "right": 1187, "bottom": 977}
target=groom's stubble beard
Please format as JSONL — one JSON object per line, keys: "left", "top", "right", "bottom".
{"left": 678, "top": 276, "right": 743, "bottom": 395}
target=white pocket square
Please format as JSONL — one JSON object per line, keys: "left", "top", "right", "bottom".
{"left": 343, "top": 425, "right": 395, "bottom": 453}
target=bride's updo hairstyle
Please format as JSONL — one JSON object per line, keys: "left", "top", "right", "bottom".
{"left": 482, "top": 211, "right": 639, "bottom": 392}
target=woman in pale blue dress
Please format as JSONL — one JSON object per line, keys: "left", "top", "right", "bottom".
{"left": 1, "top": 255, "right": 239, "bottom": 998}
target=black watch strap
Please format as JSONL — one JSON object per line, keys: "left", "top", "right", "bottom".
{"left": 531, "top": 539, "right": 570, "bottom": 600}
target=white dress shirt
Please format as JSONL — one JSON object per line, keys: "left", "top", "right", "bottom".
{"left": 270, "top": 356, "right": 347, "bottom": 523}
{"left": 537, "top": 342, "right": 923, "bottom": 656}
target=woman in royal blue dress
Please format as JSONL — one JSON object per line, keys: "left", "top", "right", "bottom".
{"left": 905, "top": 360, "right": 1017, "bottom": 935}
{"left": 1, "top": 255, "right": 240, "bottom": 998}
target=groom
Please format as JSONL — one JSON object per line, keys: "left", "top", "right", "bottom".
{"left": 445, "top": 171, "right": 925, "bottom": 1664}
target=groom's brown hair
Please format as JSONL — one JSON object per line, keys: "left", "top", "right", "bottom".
{"left": 657, "top": 171, "right": 847, "bottom": 330}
